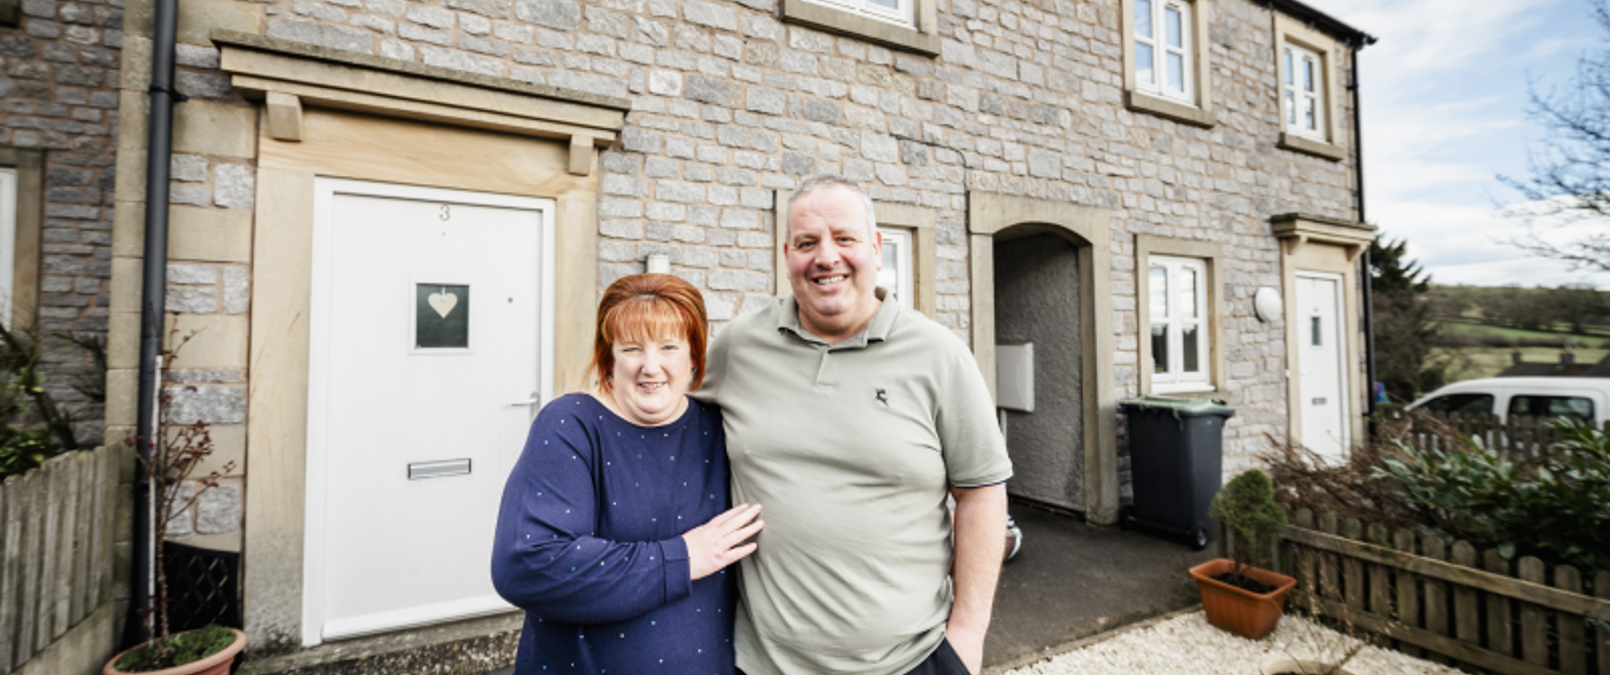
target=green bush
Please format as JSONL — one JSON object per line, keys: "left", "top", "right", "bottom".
{"left": 0, "top": 324, "right": 98, "bottom": 479}
{"left": 1375, "top": 419, "right": 1610, "bottom": 574}
{"left": 1211, "top": 469, "right": 1288, "bottom": 572}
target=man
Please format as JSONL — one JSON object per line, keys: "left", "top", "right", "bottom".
{"left": 697, "top": 174, "right": 1012, "bottom": 675}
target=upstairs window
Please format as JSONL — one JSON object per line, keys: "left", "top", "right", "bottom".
{"left": 1148, "top": 255, "right": 1210, "bottom": 391}
{"left": 1283, "top": 44, "right": 1325, "bottom": 140}
{"left": 804, "top": 0, "right": 913, "bottom": 28}
{"left": 1134, "top": 0, "right": 1193, "bottom": 103}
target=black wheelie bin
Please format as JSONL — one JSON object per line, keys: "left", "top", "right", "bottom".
{"left": 1117, "top": 395, "right": 1235, "bottom": 550}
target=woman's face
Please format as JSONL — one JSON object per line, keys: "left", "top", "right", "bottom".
{"left": 608, "top": 332, "right": 694, "bottom": 426}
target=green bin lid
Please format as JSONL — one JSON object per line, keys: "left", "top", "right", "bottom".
{"left": 1117, "top": 394, "right": 1234, "bottom": 416}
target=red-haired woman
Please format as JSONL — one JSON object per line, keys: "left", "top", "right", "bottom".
{"left": 492, "top": 273, "right": 763, "bottom": 675}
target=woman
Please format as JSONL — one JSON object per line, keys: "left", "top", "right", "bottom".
{"left": 492, "top": 273, "right": 763, "bottom": 675}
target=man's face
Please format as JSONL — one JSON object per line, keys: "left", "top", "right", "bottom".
{"left": 785, "top": 185, "right": 882, "bottom": 342}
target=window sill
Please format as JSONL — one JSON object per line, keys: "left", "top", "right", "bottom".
{"left": 781, "top": 0, "right": 939, "bottom": 56}
{"left": 1150, "top": 384, "right": 1218, "bottom": 398}
{"left": 1278, "top": 133, "right": 1346, "bottom": 162}
{"left": 1125, "top": 90, "right": 1216, "bottom": 128}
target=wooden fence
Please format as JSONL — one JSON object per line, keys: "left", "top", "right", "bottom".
{"left": 1265, "top": 508, "right": 1610, "bottom": 675}
{"left": 0, "top": 446, "right": 119, "bottom": 674}
{"left": 1380, "top": 408, "right": 1610, "bottom": 460}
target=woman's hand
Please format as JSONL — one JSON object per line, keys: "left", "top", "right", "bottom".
{"left": 683, "top": 503, "right": 764, "bottom": 580}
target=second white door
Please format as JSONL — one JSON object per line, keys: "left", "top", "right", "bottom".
{"left": 1297, "top": 272, "right": 1348, "bottom": 464}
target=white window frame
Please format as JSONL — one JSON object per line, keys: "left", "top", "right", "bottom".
{"left": 0, "top": 168, "right": 14, "bottom": 329}
{"left": 1148, "top": 255, "right": 1210, "bottom": 392}
{"left": 800, "top": 0, "right": 913, "bottom": 29}
{"left": 1283, "top": 43, "right": 1325, "bottom": 140}
{"left": 1133, "top": 0, "right": 1193, "bottom": 104}
{"left": 876, "top": 226, "right": 913, "bottom": 310}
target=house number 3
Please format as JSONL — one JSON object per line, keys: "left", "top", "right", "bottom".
{"left": 440, "top": 205, "right": 451, "bottom": 221}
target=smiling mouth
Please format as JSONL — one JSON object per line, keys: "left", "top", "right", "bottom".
{"left": 637, "top": 382, "right": 667, "bottom": 392}
{"left": 812, "top": 274, "right": 848, "bottom": 285}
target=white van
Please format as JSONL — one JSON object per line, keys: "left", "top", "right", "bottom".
{"left": 1407, "top": 377, "right": 1610, "bottom": 425}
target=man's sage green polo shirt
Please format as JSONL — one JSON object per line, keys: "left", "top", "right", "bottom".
{"left": 697, "top": 293, "right": 1012, "bottom": 675}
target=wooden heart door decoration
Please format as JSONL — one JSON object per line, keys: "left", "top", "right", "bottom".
{"left": 428, "top": 289, "right": 459, "bottom": 318}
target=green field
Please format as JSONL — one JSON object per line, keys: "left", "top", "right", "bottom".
{"left": 1438, "top": 319, "right": 1610, "bottom": 348}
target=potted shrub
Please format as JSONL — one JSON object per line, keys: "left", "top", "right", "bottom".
{"left": 1188, "top": 469, "right": 1297, "bottom": 639}
{"left": 104, "top": 331, "right": 246, "bottom": 675}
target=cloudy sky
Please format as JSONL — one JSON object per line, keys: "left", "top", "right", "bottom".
{"left": 1315, "top": 0, "right": 1610, "bottom": 288}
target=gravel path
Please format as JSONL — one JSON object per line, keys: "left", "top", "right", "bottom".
{"left": 1001, "top": 611, "right": 1465, "bottom": 675}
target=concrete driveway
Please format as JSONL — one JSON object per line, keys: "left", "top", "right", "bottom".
{"left": 984, "top": 503, "right": 1216, "bottom": 671}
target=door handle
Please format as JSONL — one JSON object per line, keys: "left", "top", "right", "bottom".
{"left": 509, "top": 393, "right": 539, "bottom": 407}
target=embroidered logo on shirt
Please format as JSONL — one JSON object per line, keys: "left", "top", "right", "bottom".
{"left": 875, "top": 388, "right": 889, "bottom": 407}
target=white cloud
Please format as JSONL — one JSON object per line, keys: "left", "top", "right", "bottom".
{"left": 1373, "top": 198, "right": 1610, "bottom": 288}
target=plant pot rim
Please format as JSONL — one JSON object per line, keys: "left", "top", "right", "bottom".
{"left": 103, "top": 628, "right": 246, "bottom": 675}
{"left": 1189, "top": 558, "right": 1297, "bottom": 601}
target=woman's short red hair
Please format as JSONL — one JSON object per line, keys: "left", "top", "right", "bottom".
{"left": 591, "top": 273, "right": 709, "bottom": 395}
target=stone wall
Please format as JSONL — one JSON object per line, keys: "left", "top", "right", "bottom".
{"left": 3, "top": 0, "right": 123, "bottom": 443}
{"left": 114, "top": 0, "right": 1363, "bottom": 512}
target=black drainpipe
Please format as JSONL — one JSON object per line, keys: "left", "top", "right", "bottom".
{"left": 127, "top": 0, "right": 184, "bottom": 646}
{"left": 1352, "top": 45, "right": 1377, "bottom": 426}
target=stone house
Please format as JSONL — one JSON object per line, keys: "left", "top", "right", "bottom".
{"left": 99, "top": 0, "right": 1375, "bottom": 668}
{"left": 0, "top": 0, "right": 119, "bottom": 449}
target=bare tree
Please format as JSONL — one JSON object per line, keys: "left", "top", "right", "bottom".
{"left": 1501, "top": 1, "right": 1610, "bottom": 272}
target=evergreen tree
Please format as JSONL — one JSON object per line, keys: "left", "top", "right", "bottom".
{"left": 1370, "top": 237, "right": 1444, "bottom": 401}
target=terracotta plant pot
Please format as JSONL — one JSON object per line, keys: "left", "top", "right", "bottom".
{"left": 103, "top": 628, "right": 246, "bottom": 675}
{"left": 1189, "top": 558, "right": 1297, "bottom": 640}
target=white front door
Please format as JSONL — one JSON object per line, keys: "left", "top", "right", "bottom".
{"left": 1297, "top": 272, "right": 1348, "bottom": 464}
{"left": 304, "top": 179, "right": 555, "bottom": 644}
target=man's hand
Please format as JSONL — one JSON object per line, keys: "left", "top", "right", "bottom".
{"left": 683, "top": 503, "right": 764, "bottom": 580}
{"left": 947, "top": 483, "right": 1007, "bottom": 674}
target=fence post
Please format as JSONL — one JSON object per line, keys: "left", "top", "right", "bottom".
{"left": 1422, "top": 536, "right": 1450, "bottom": 665}
{"left": 1319, "top": 512, "right": 1339, "bottom": 601}
{"left": 1393, "top": 529, "right": 1422, "bottom": 658}
{"left": 1452, "top": 542, "right": 1480, "bottom": 658}
{"left": 1556, "top": 564, "right": 1585, "bottom": 675}
{"left": 1484, "top": 549, "right": 1514, "bottom": 658}
{"left": 1518, "top": 556, "right": 1546, "bottom": 667}
{"left": 1342, "top": 518, "right": 1364, "bottom": 611}
{"left": 1366, "top": 523, "right": 1390, "bottom": 620}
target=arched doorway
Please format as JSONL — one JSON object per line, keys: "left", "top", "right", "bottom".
{"left": 967, "top": 193, "right": 1118, "bottom": 524}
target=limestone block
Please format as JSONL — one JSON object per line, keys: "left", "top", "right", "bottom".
{"left": 109, "top": 257, "right": 143, "bottom": 312}
{"left": 196, "top": 483, "right": 240, "bottom": 534}
{"left": 514, "top": 0, "right": 578, "bottom": 31}
{"left": 108, "top": 311, "right": 139, "bottom": 369}
{"left": 213, "top": 164, "right": 255, "bottom": 209}
{"left": 170, "top": 184, "right": 211, "bottom": 207}
{"left": 166, "top": 286, "right": 218, "bottom": 314}
{"left": 164, "top": 482, "right": 196, "bottom": 536}
{"left": 175, "top": 423, "right": 244, "bottom": 478}
{"left": 168, "top": 263, "right": 217, "bottom": 285}
{"left": 105, "top": 368, "right": 137, "bottom": 426}
{"left": 224, "top": 267, "right": 248, "bottom": 314}
{"left": 177, "top": 0, "right": 259, "bottom": 46}
{"left": 173, "top": 101, "right": 256, "bottom": 159}
{"left": 165, "top": 385, "right": 246, "bottom": 425}
{"left": 266, "top": 18, "right": 372, "bottom": 53}
{"left": 171, "top": 206, "right": 253, "bottom": 263}
{"left": 169, "top": 314, "right": 249, "bottom": 369}
{"left": 171, "top": 154, "right": 208, "bottom": 182}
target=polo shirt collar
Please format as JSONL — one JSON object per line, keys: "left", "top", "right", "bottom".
{"left": 777, "top": 287, "right": 899, "bottom": 349}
